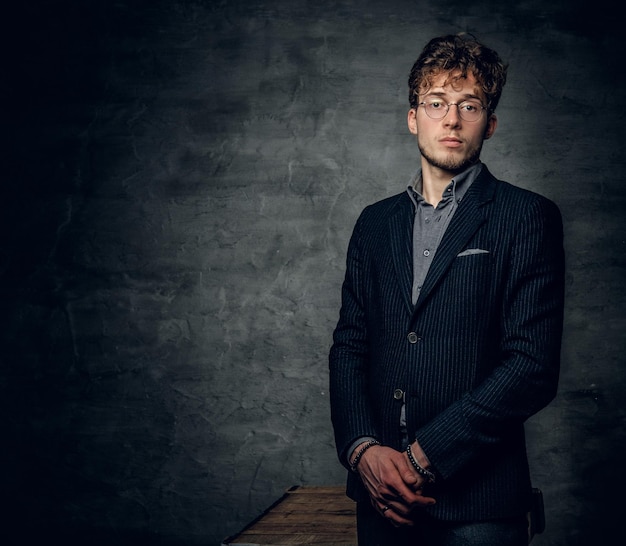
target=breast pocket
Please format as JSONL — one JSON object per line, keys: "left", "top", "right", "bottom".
{"left": 445, "top": 251, "right": 494, "bottom": 315}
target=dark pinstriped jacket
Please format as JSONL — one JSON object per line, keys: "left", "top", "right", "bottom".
{"left": 329, "top": 165, "right": 565, "bottom": 521}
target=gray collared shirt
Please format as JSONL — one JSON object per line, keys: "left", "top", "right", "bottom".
{"left": 407, "top": 162, "right": 484, "bottom": 305}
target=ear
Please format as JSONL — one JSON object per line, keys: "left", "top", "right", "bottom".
{"left": 484, "top": 113, "right": 498, "bottom": 139}
{"left": 407, "top": 108, "right": 418, "bottom": 135}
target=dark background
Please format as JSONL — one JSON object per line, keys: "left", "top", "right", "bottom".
{"left": 1, "top": 0, "right": 624, "bottom": 544}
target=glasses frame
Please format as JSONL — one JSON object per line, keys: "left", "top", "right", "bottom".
{"left": 418, "top": 98, "right": 487, "bottom": 123}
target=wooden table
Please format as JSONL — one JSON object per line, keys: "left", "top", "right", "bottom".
{"left": 222, "top": 485, "right": 357, "bottom": 545}
{"left": 223, "top": 484, "right": 545, "bottom": 544}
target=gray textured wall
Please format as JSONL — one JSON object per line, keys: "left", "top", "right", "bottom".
{"left": 2, "top": 0, "right": 624, "bottom": 544}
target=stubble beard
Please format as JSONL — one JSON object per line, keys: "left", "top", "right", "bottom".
{"left": 418, "top": 141, "right": 484, "bottom": 175}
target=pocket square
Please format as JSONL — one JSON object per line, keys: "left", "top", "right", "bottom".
{"left": 457, "top": 248, "right": 490, "bottom": 257}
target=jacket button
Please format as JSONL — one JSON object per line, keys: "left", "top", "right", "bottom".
{"left": 393, "top": 389, "right": 404, "bottom": 400}
{"left": 407, "top": 332, "right": 421, "bottom": 344}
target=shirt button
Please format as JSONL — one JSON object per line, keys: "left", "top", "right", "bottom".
{"left": 423, "top": 249, "right": 430, "bottom": 257}
{"left": 393, "top": 389, "right": 404, "bottom": 400}
{"left": 407, "top": 332, "right": 421, "bottom": 344}
{"left": 425, "top": 218, "right": 431, "bottom": 224}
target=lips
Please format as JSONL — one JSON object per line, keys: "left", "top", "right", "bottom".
{"left": 439, "top": 136, "right": 463, "bottom": 148}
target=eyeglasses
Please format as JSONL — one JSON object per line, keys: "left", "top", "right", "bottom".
{"left": 418, "top": 98, "right": 486, "bottom": 122}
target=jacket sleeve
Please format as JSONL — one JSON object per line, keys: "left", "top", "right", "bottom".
{"left": 415, "top": 196, "right": 565, "bottom": 480}
{"left": 328, "top": 210, "right": 380, "bottom": 467}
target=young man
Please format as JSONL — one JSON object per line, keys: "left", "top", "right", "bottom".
{"left": 329, "top": 34, "right": 565, "bottom": 545}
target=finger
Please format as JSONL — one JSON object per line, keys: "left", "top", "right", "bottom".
{"left": 384, "top": 483, "right": 436, "bottom": 509}
{"left": 386, "top": 479, "right": 425, "bottom": 506}
{"left": 390, "top": 469, "right": 435, "bottom": 506}
{"left": 379, "top": 504, "right": 415, "bottom": 527}
{"left": 413, "top": 492, "right": 437, "bottom": 507}
{"left": 400, "top": 464, "right": 419, "bottom": 486}
{"left": 378, "top": 495, "right": 425, "bottom": 519}
{"left": 378, "top": 499, "right": 408, "bottom": 517}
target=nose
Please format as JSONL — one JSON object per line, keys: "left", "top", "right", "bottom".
{"left": 444, "top": 103, "right": 461, "bottom": 125}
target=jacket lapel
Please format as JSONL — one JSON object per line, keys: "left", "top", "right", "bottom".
{"left": 414, "top": 168, "right": 497, "bottom": 313}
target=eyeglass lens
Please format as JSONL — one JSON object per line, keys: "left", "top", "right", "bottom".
{"left": 421, "top": 100, "right": 484, "bottom": 122}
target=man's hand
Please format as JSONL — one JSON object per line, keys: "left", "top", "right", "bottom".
{"left": 353, "top": 443, "right": 436, "bottom": 526}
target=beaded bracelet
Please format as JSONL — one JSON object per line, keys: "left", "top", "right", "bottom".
{"left": 406, "top": 443, "right": 436, "bottom": 484}
{"left": 349, "top": 439, "right": 381, "bottom": 473}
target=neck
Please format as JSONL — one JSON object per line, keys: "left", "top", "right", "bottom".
{"left": 420, "top": 163, "right": 455, "bottom": 207}
{"left": 420, "top": 159, "right": 478, "bottom": 206}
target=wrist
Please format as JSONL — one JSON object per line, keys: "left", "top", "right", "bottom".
{"left": 406, "top": 442, "right": 436, "bottom": 484}
{"left": 349, "top": 439, "right": 381, "bottom": 473}
{"left": 410, "top": 440, "right": 431, "bottom": 469}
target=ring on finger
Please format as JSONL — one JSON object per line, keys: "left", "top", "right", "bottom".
{"left": 382, "top": 505, "right": 390, "bottom": 513}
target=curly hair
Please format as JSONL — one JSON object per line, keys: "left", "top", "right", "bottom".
{"left": 408, "top": 34, "right": 508, "bottom": 113}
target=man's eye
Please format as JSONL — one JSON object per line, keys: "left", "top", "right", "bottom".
{"left": 430, "top": 101, "right": 443, "bottom": 109}
{"left": 462, "top": 103, "right": 479, "bottom": 112}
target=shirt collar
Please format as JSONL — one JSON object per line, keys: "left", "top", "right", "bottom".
{"left": 406, "top": 162, "right": 484, "bottom": 208}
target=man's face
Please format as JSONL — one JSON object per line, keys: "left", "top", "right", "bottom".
{"left": 408, "top": 71, "right": 497, "bottom": 176}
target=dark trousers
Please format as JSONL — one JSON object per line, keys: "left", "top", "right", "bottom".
{"left": 356, "top": 501, "right": 529, "bottom": 546}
